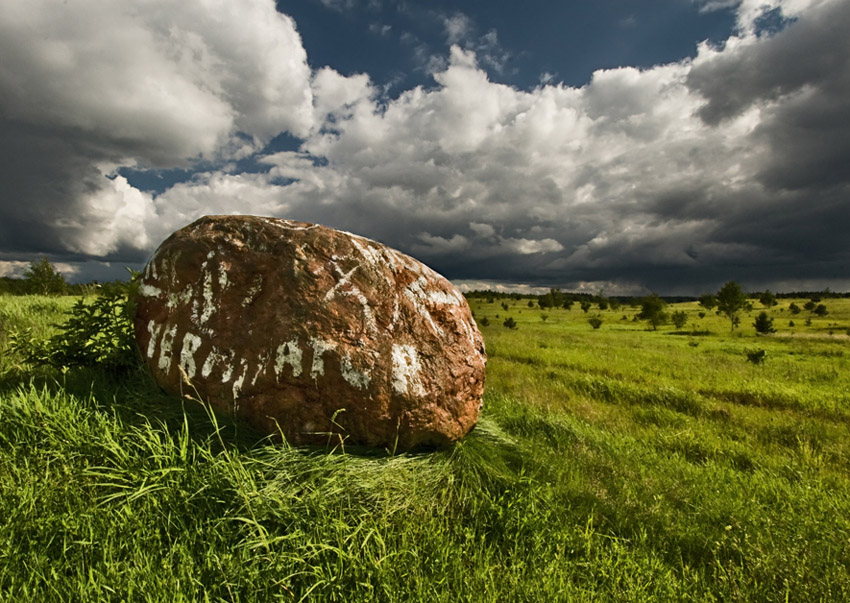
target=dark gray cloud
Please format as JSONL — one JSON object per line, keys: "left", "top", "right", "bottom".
{"left": 687, "top": 0, "right": 850, "bottom": 194}
{"left": 688, "top": 1, "right": 849, "bottom": 124}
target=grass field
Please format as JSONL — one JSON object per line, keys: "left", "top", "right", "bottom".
{"left": 1, "top": 293, "right": 849, "bottom": 601}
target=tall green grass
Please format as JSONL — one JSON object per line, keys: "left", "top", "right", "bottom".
{"left": 1, "top": 295, "right": 849, "bottom": 601}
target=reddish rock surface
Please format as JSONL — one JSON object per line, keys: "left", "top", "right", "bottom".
{"left": 133, "top": 215, "right": 486, "bottom": 450}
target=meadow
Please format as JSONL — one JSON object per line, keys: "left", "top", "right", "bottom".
{"left": 1, "top": 292, "right": 849, "bottom": 601}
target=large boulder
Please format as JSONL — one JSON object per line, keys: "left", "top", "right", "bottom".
{"left": 133, "top": 215, "right": 486, "bottom": 450}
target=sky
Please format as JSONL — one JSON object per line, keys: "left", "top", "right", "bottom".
{"left": 1, "top": 0, "right": 848, "bottom": 295}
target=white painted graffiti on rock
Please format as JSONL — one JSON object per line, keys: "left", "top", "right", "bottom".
{"left": 275, "top": 340, "right": 303, "bottom": 379}
{"left": 310, "top": 338, "right": 337, "bottom": 380}
{"left": 391, "top": 344, "right": 426, "bottom": 397}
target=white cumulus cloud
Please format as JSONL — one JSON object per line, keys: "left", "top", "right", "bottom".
{"left": 0, "top": 0, "right": 313, "bottom": 262}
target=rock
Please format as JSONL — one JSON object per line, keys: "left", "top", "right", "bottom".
{"left": 133, "top": 215, "right": 486, "bottom": 450}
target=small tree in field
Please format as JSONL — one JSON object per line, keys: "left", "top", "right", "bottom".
{"left": 538, "top": 288, "right": 565, "bottom": 309}
{"left": 813, "top": 304, "right": 828, "bottom": 317}
{"left": 503, "top": 317, "right": 518, "bottom": 329}
{"left": 671, "top": 310, "right": 688, "bottom": 330}
{"left": 788, "top": 302, "right": 801, "bottom": 314}
{"left": 746, "top": 349, "right": 767, "bottom": 365}
{"left": 698, "top": 293, "right": 717, "bottom": 311}
{"left": 24, "top": 257, "right": 67, "bottom": 295}
{"left": 716, "top": 280, "right": 746, "bottom": 331}
{"left": 753, "top": 311, "right": 775, "bottom": 334}
{"left": 759, "top": 290, "right": 777, "bottom": 307}
{"left": 580, "top": 301, "right": 592, "bottom": 313}
{"left": 588, "top": 316, "right": 603, "bottom": 329}
{"left": 638, "top": 294, "right": 667, "bottom": 330}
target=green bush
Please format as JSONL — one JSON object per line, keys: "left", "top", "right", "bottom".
{"left": 746, "top": 349, "right": 767, "bottom": 365}
{"left": 759, "top": 290, "right": 778, "bottom": 307}
{"left": 10, "top": 279, "right": 139, "bottom": 371}
{"left": 753, "top": 311, "right": 776, "bottom": 334}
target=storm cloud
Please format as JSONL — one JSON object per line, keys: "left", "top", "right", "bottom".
{"left": 1, "top": 0, "right": 848, "bottom": 294}
{"left": 0, "top": 0, "right": 312, "bottom": 263}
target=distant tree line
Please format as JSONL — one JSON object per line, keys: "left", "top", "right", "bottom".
{"left": 469, "top": 279, "right": 843, "bottom": 335}
{"left": 464, "top": 285, "right": 850, "bottom": 307}
{"left": 463, "top": 290, "right": 528, "bottom": 301}
{"left": 0, "top": 277, "right": 35, "bottom": 296}
{"left": 770, "top": 289, "right": 850, "bottom": 300}
{"left": 0, "top": 257, "right": 112, "bottom": 296}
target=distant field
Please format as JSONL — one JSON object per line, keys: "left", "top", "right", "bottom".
{"left": 1, "top": 294, "right": 849, "bottom": 601}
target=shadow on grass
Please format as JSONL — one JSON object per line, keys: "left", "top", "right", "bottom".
{"left": 0, "top": 363, "right": 279, "bottom": 453}
{"left": 667, "top": 330, "right": 713, "bottom": 336}
{"left": 0, "top": 362, "right": 472, "bottom": 460}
